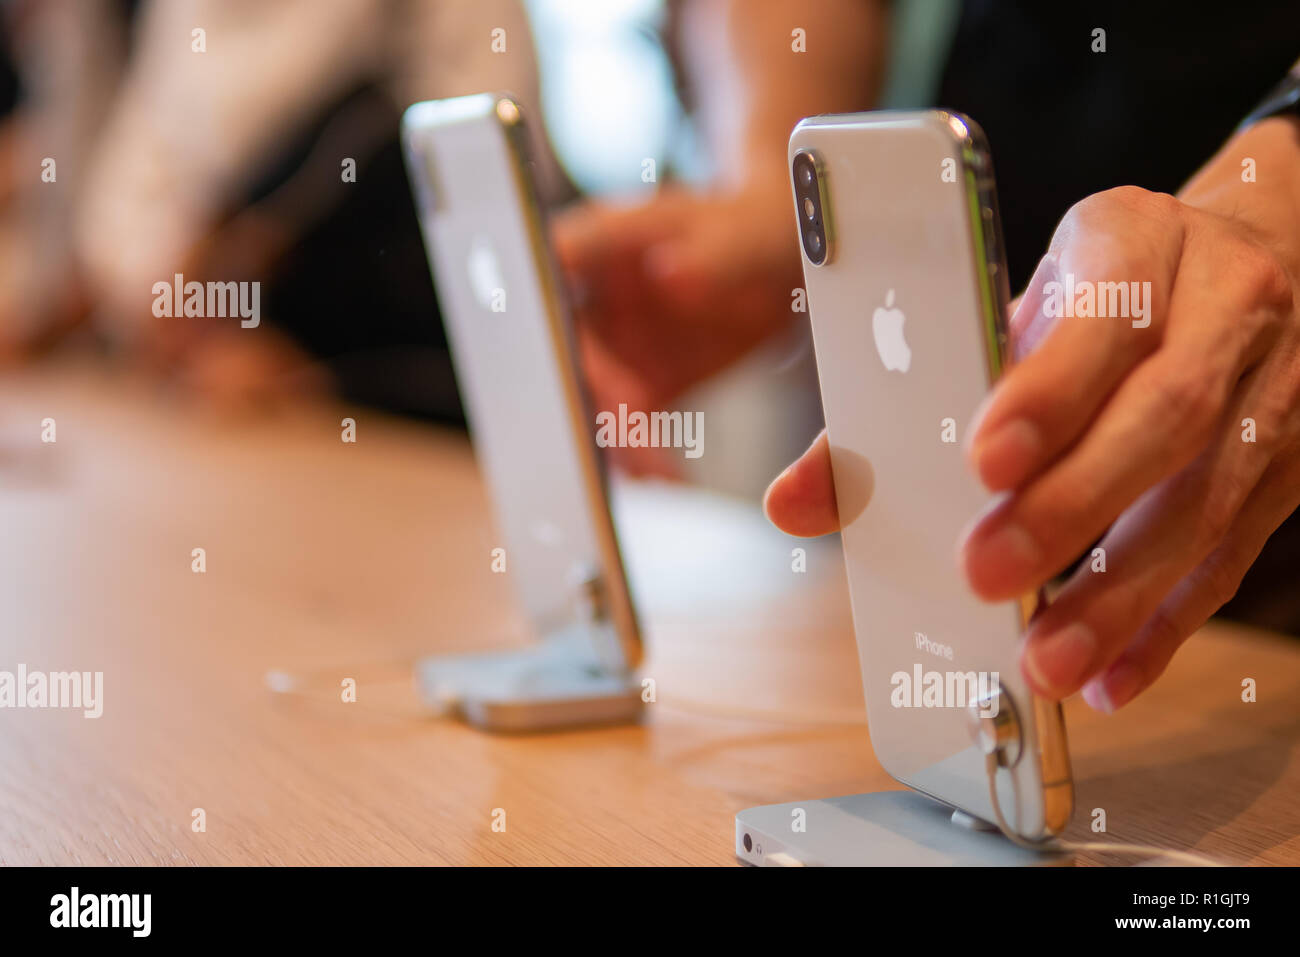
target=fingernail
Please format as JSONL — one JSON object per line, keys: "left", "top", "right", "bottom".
{"left": 1080, "top": 680, "right": 1112, "bottom": 713}
{"left": 1009, "top": 254, "right": 1060, "bottom": 360}
{"left": 1023, "top": 622, "right": 1096, "bottom": 696}
{"left": 965, "top": 393, "right": 995, "bottom": 448}
{"left": 965, "top": 521, "right": 1040, "bottom": 594}
{"left": 971, "top": 418, "right": 1040, "bottom": 490}
{"left": 1083, "top": 660, "right": 1143, "bottom": 713}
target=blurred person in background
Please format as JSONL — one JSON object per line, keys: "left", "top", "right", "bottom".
{"left": 4, "top": 0, "right": 1300, "bottom": 711}
{"left": 556, "top": 0, "right": 1300, "bottom": 711}
{"left": 0, "top": 0, "right": 562, "bottom": 418}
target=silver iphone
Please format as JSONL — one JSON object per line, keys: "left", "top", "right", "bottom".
{"left": 791, "top": 110, "right": 1072, "bottom": 839}
{"left": 402, "top": 94, "right": 642, "bottom": 727}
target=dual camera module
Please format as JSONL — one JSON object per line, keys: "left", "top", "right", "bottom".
{"left": 792, "top": 150, "right": 829, "bottom": 266}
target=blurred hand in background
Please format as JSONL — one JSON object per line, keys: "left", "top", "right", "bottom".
{"left": 554, "top": 0, "right": 886, "bottom": 433}
{"left": 554, "top": 183, "right": 800, "bottom": 416}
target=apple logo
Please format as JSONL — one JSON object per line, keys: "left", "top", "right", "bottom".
{"left": 466, "top": 234, "right": 506, "bottom": 311}
{"left": 871, "top": 288, "right": 911, "bottom": 372}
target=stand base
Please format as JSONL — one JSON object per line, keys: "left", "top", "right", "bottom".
{"left": 736, "top": 791, "right": 1071, "bottom": 866}
{"left": 415, "top": 625, "right": 642, "bottom": 732}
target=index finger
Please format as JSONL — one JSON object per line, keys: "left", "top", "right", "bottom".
{"left": 967, "top": 188, "right": 1184, "bottom": 492}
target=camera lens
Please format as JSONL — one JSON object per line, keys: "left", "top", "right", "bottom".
{"left": 793, "top": 151, "right": 827, "bottom": 264}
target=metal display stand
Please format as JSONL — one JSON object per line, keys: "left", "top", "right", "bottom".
{"left": 736, "top": 790, "right": 1069, "bottom": 866}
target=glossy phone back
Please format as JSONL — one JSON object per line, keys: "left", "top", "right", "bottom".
{"left": 791, "top": 111, "right": 1071, "bottom": 838}
{"left": 403, "top": 94, "right": 640, "bottom": 671}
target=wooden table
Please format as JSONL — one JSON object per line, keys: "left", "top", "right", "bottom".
{"left": 1, "top": 360, "right": 1297, "bottom": 865}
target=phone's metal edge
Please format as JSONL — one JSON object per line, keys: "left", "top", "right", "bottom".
{"left": 402, "top": 93, "right": 643, "bottom": 673}
{"left": 492, "top": 94, "right": 645, "bottom": 673}
{"left": 947, "top": 110, "right": 1074, "bottom": 838}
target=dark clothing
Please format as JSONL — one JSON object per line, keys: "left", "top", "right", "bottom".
{"left": 252, "top": 86, "right": 464, "bottom": 424}
{"left": 937, "top": 1, "right": 1300, "bottom": 632}
{"left": 939, "top": 0, "right": 1300, "bottom": 291}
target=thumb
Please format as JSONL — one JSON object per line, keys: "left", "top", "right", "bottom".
{"left": 763, "top": 430, "right": 844, "bottom": 538}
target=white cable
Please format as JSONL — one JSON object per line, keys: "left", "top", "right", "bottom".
{"left": 982, "top": 752, "right": 1222, "bottom": 866}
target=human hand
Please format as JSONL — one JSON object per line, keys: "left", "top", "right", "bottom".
{"left": 553, "top": 183, "right": 802, "bottom": 418}
{"left": 765, "top": 117, "right": 1300, "bottom": 712}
